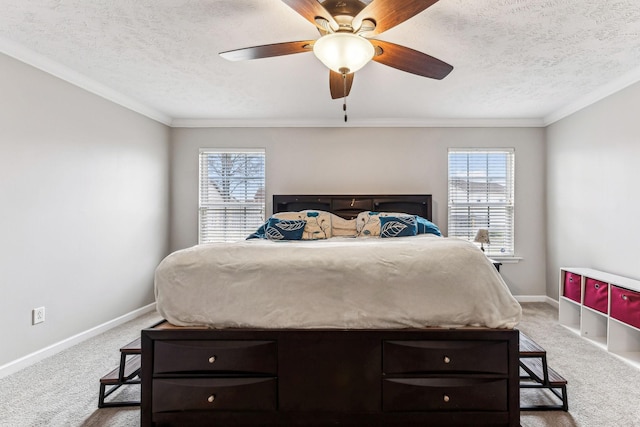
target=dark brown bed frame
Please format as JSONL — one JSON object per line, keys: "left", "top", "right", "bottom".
{"left": 141, "top": 194, "right": 520, "bottom": 426}
{"left": 272, "top": 194, "right": 433, "bottom": 221}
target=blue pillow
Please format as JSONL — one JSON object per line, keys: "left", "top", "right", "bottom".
{"left": 416, "top": 216, "right": 442, "bottom": 236}
{"left": 379, "top": 216, "right": 418, "bottom": 238}
{"left": 246, "top": 221, "right": 268, "bottom": 239}
{"left": 265, "top": 218, "right": 306, "bottom": 241}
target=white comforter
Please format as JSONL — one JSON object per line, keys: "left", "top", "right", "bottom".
{"left": 155, "top": 235, "right": 522, "bottom": 329}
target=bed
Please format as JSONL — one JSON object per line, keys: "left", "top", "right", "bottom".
{"left": 141, "top": 194, "right": 522, "bottom": 426}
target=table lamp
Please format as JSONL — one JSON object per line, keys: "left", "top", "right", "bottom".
{"left": 474, "top": 229, "right": 490, "bottom": 252}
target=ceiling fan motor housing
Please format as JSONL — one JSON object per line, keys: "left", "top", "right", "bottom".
{"left": 321, "top": 0, "right": 368, "bottom": 18}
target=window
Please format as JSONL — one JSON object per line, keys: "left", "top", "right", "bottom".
{"left": 448, "top": 148, "right": 515, "bottom": 257}
{"left": 199, "top": 149, "right": 265, "bottom": 243}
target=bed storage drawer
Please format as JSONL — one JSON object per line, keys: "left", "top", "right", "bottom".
{"left": 383, "top": 340, "right": 508, "bottom": 375}
{"left": 563, "top": 272, "right": 582, "bottom": 303}
{"left": 610, "top": 286, "right": 640, "bottom": 329}
{"left": 142, "top": 329, "right": 520, "bottom": 427}
{"left": 584, "top": 278, "right": 609, "bottom": 313}
{"left": 152, "top": 377, "right": 277, "bottom": 412}
{"left": 382, "top": 378, "right": 507, "bottom": 412}
{"left": 154, "top": 340, "right": 276, "bottom": 375}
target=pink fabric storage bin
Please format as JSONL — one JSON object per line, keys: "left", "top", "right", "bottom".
{"left": 563, "top": 272, "right": 582, "bottom": 303}
{"left": 584, "top": 278, "right": 609, "bottom": 313}
{"left": 610, "top": 286, "right": 640, "bottom": 329}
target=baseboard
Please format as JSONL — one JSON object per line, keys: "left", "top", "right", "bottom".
{"left": 0, "top": 302, "right": 156, "bottom": 379}
{"left": 515, "top": 295, "right": 559, "bottom": 308}
{"left": 544, "top": 296, "right": 559, "bottom": 308}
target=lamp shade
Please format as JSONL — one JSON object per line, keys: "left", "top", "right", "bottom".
{"left": 313, "top": 32, "right": 375, "bottom": 74}
{"left": 474, "top": 229, "right": 490, "bottom": 244}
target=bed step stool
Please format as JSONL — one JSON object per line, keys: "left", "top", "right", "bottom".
{"left": 98, "top": 337, "right": 142, "bottom": 408}
{"left": 519, "top": 332, "right": 569, "bottom": 411}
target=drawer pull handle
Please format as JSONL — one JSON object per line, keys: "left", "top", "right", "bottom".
{"left": 443, "top": 394, "right": 450, "bottom": 403}
{"left": 208, "top": 356, "right": 217, "bottom": 364}
{"left": 622, "top": 294, "right": 628, "bottom": 301}
{"left": 594, "top": 283, "right": 600, "bottom": 289}
{"left": 443, "top": 356, "right": 451, "bottom": 364}
{"left": 207, "top": 394, "right": 216, "bottom": 403}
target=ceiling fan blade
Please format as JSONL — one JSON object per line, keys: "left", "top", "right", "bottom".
{"left": 220, "top": 41, "right": 315, "bottom": 61}
{"left": 329, "top": 70, "right": 354, "bottom": 99}
{"left": 371, "top": 40, "right": 453, "bottom": 80}
{"left": 353, "top": 0, "right": 439, "bottom": 35}
{"left": 281, "top": 0, "right": 338, "bottom": 32}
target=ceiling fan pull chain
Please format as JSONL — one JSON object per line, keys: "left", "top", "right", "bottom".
{"left": 341, "top": 68, "right": 348, "bottom": 122}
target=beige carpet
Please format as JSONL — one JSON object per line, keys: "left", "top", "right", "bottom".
{"left": 519, "top": 303, "right": 640, "bottom": 427}
{"left": 1, "top": 303, "right": 639, "bottom": 426}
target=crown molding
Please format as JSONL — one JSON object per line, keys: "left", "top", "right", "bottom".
{"left": 543, "top": 66, "right": 640, "bottom": 126}
{"left": 170, "top": 117, "right": 546, "bottom": 128}
{"left": 4, "top": 35, "right": 638, "bottom": 130}
{"left": 0, "top": 36, "right": 172, "bottom": 126}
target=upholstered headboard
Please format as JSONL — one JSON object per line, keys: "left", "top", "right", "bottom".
{"left": 273, "top": 194, "right": 433, "bottom": 221}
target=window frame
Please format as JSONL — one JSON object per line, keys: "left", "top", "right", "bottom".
{"left": 198, "top": 148, "right": 266, "bottom": 243}
{"left": 447, "top": 148, "right": 515, "bottom": 257}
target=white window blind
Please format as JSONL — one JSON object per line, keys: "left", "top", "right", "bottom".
{"left": 199, "top": 149, "right": 265, "bottom": 243}
{"left": 447, "top": 148, "right": 515, "bottom": 257}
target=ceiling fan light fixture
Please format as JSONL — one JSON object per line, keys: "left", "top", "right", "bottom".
{"left": 313, "top": 32, "right": 374, "bottom": 74}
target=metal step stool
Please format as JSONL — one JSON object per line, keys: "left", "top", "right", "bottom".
{"left": 98, "top": 337, "right": 142, "bottom": 408}
{"left": 519, "top": 331, "right": 569, "bottom": 411}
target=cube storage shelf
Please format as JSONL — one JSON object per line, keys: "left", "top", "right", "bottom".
{"left": 559, "top": 268, "right": 640, "bottom": 369}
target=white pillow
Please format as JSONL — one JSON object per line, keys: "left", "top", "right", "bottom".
{"left": 331, "top": 215, "right": 357, "bottom": 237}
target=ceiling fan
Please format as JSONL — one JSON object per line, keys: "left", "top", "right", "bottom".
{"left": 219, "top": 0, "right": 453, "bottom": 120}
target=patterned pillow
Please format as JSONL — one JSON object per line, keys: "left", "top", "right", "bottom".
{"left": 379, "top": 216, "right": 418, "bottom": 238}
{"left": 273, "top": 210, "right": 332, "bottom": 239}
{"left": 246, "top": 222, "right": 267, "bottom": 239}
{"left": 265, "top": 218, "right": 307, "bottom": 241}
{"left": 356, "top": 211, "right": 409, "bottom": 236}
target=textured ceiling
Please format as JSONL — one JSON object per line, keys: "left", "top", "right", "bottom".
{"left": 1, "top": 0, "right": 640, "bottom": 127}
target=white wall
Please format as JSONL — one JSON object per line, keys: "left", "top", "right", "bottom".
{"left": 170, "top": 126, "right": 546, "bottom": 297}
{"left": 546, "top": 81, "right": 640, "bottom": 298}
{"left": 0, "top": 53, "right": 170, "bottom": 367}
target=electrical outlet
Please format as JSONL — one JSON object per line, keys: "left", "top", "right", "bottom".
{"left": 32, "top": 307, "right": 45, "bottom": 325}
